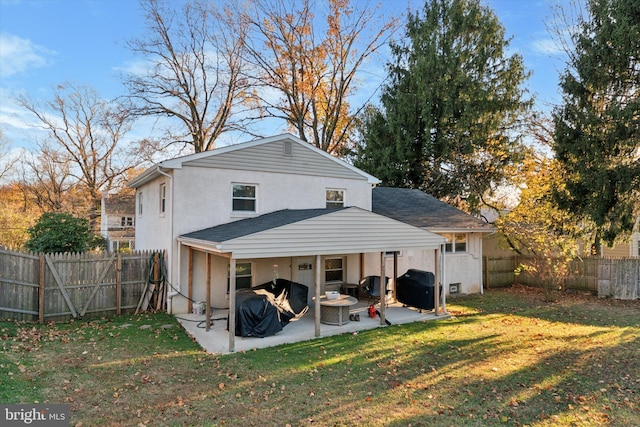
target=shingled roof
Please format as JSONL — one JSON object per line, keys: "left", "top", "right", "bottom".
{"left": 181, "top": 208, "right": 341, "bottom": 243}
{"left": 372, "top": 187, "right": 494, "bottom": 232}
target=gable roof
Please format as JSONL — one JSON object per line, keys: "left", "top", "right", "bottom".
{"left": 128, "top": 133, "right": 379, "bottom": 188}
{"left": 178, "top": 206, "right": 446, "bottom": 259}
{"left": 372, "top": 187, "right": 494, "bottom": 233}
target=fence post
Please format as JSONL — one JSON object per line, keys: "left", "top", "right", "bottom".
{"left": 39, "top": 255, "right": 45, "bottom": 323}
{"left": 484, "top": 256, "right": 489, "bottom": 289}
{"left": 116, "top": 253, "right": 122, "bottom": 316}
{"left": 153, "top": 252, "right": 160, "bottom": 310}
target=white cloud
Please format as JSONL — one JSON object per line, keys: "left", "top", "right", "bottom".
{"left": 0, "top": 33, "right": 53, "bottom": 78}
{"left": 531, "top": 38, "right": 565, "bottom": 56}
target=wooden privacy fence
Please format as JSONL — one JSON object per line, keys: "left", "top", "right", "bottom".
{"left": 0, "top": 248, "right": 166, "bottom": 322}
{"left": 484, "top": 255, "right": 640, "bottom": 300}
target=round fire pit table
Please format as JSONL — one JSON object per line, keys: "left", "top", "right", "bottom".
{"left": 316, "top": 294, "right": 358, "bottom": 325}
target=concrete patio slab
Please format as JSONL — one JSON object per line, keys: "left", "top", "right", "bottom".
{"left": 176, "top": 301, "right": 449, "bottom": 355}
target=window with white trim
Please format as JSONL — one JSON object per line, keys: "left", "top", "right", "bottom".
{"left": 324, "top": 257, "right": 344, "bottom": 283}
{"left": 138, "top": 192, "right": 143, "bottom": 216}
{"left": 442, "top": 233, "right": 467, "bottom": 253}
{"left": 232, "top": 184, "right": 256, "bottom": 212}
{"left": 228, "top": 262, "right": 253, "bottom": 290}
{"left": 121, "top": 216, "right": 134, "bottom": 227}
{"left": 159, "top": 183, "right": 166, "bottom": 214}
{"left": 326, "top": 189, "right": 344, "bottom": 208}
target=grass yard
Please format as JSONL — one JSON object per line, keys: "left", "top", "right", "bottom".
{"left": 1, "top": 285, "right": 639, "bottom": 426}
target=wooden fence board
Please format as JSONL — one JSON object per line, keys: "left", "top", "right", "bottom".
{"left": 0, "top": 249, "right": 164, "bottom": 321}
{"left": 484, "top": 255, "right": 639, "bottom": 300}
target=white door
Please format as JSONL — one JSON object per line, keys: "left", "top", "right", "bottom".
{"left": 294, "top": 257, "right": 316, "bottom": 305}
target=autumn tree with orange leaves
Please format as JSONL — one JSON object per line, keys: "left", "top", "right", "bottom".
{"left": 240, "top": 0, "right": 397, "bottom": 155}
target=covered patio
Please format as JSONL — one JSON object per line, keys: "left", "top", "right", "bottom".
{"left": 176, "top": 207, "right": 447, "bottom": 353}
{"left": 177, "top": 300, "right": 450, "bottom": 355}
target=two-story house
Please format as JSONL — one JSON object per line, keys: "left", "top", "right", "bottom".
{"left": 127, "top": 134, "right": 491, "bottom": 334}
{"left": 100, "top": 192, "right": 136, "bottom": 252}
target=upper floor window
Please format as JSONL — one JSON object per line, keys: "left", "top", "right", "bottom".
{"left": 442, "top": 233, "right": 467, "bottom": 253}
{"left": 232, "top": 184, "right": 256, "bottom": 212}
{"left": 324, "top": 257, "right": 344, "bottom": 283}
{"left": 159, "top": 183, "right": 166, "bottom": 214}
{"left": 121, "top": 216, "right": 134, "bottom": 227}
{"left": 138, "top": 192, "right": 143, "bottom": 216}
{"left": 326, "top": 189, "right": 344, "bottom": 208}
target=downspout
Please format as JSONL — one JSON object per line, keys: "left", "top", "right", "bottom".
{"left": 156, "top": 167, "right": 176, "bottom": 313}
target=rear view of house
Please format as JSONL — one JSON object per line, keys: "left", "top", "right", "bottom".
{"left": 127, "top": 134, "right": 488, "bottom": 324}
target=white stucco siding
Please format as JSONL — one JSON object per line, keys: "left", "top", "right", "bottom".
{"left": 443, "top": 233, "right": 484, "bottom": 294}
{"left": 365, "top": 232, "right": 484, "bottom": 296}
{"left": 171, "top": 166, "right": 373, "bottom": 238}
{"left": 134, "top": 175, "right": 172, "bottom": 252}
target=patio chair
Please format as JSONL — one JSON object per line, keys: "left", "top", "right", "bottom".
{"left": 359, "top": 276, "right": 391, "bottom": 304}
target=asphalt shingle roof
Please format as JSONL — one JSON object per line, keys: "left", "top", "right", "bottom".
{"left": 181, "top": 208, "right": 346, "bottom": 242}
{"left": 372, "top": 187, "right": 493, "bottom": 231}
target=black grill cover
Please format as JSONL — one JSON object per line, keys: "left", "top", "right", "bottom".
{"left": 396, "top": 269, "right": 439, "bottom": 310}
{"left": 232, "top": 279, "right": 309, "bottom": 338}
{"left": 233, "top": 289, "right": 283, "bottom": 338}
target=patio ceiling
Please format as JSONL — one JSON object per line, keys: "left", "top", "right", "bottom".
{"left": 178, "top": 207, "right": 446, "bottom": 259}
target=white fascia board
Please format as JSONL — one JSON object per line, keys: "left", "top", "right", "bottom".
{"left": 177, "top": 237, "right": 224, "bottom": 254}
{"left": 427, "top": 227, "right": 496, "bottom": 234}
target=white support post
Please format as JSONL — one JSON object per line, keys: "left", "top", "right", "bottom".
{"left": 379, "top": 252, "right": 386, "bottom": 325}
{"left": 315, "top": 255, "right": 322, "bottom": 337}
{"left": 228, "top": 258, "right": 236, "bottom": 352}
{"left": 441, "top": 244, "right": 447, "bottom": 314}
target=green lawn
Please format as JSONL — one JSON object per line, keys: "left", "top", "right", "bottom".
{"left": 1, "top": 285, "right": 639, "bottom": 426}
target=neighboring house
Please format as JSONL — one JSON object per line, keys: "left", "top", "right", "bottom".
{"left": 127, "top": 134, "right": 485, "bottom": 323}
{"left": 601, "top": 233, "right": 640, "bottom": 257}
{"left": 100, "top": 192, "right": 136, "bottom": 252}
{"left": 373, "top": 187, "right": 495, "bottom": 295}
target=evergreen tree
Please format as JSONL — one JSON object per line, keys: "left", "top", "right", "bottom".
{"left": 552, "top": 0, "right": 640, "bottom": 248}
{"left": 25, "top": 212, "right": 95, "bottom": 253}
{"left": 353, "top": 0, "right": 531, "bottom": 211}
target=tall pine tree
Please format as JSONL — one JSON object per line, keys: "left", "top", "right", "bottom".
{"left": 553, "top": 0, "right": 640, "bottom": 248}
{"left": 353, "top": 0, "right": 531, "bottom": 211}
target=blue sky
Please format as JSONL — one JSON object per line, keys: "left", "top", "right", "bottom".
{"left": 0, "top": 0, "right": 572, "bottom": 152}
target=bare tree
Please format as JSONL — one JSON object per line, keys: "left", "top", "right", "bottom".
{"left": 0, "top": 130, "right": 18, "bottom": 183}
{"left": 18, "top": 83, "right": 150, "bottom": 227}
{"left": 19, "top": 144, "right": 74, "bottom": 213}
{"left": 123, "top": 0, "right": 250, "bottom": 153}
{"left": 240, "top": 0, "right": 398, "bottom": 155}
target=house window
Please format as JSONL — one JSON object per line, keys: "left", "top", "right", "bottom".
{"left": 324, "top": 257, "right": 344, "bottom": 283}
{"left": 160, "top": 183, "right": 166, "bottom": 214}
{"left": 637, "top": 239, "right": 640, "bottom": 257}
{"left": 228, "top": 262, "right": 252, "bottom": 290}
{"left": 121, "top": 216, "right": 134, "bottom": 227}
{"left": 326, "top": 189, "right": 344, "bottom": 208}
{"left": 442, "top": 233, "right": 467, "bottom": 253}
{"left": 112, "top": 239, "right": 134, "bottom": 252}
{"left": 232, "top": 184, "right": 256, "bottom": 212}
{"left": 138, "top": 192, "right": 143, "bottom": 216}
